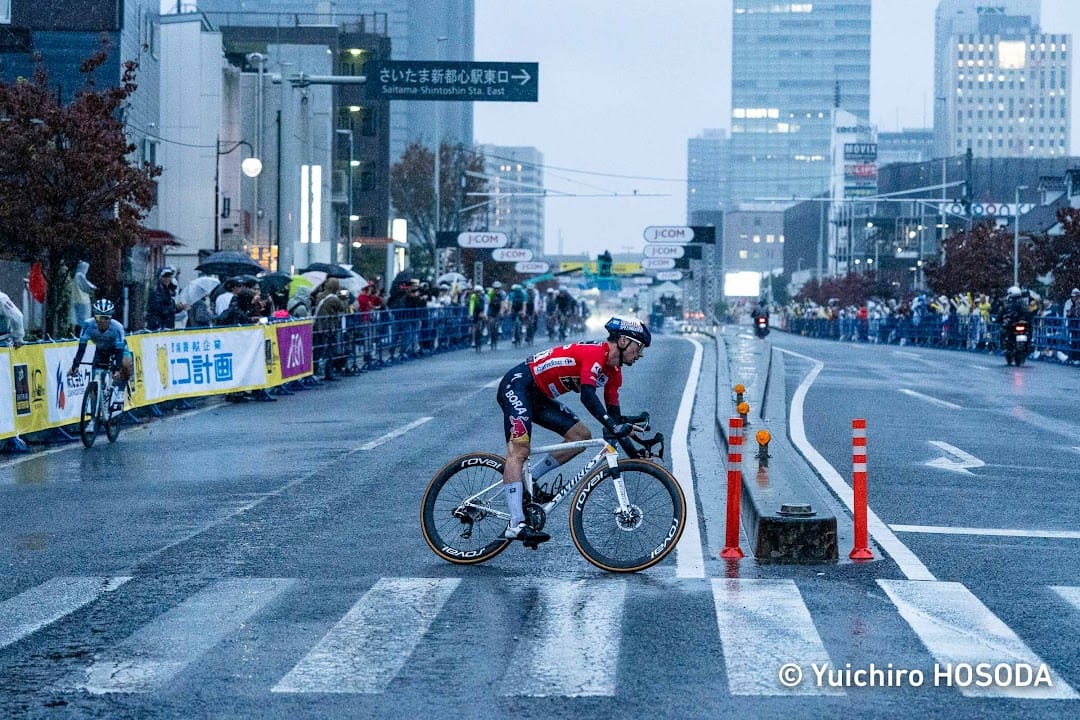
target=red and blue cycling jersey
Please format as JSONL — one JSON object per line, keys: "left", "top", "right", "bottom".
{"left": 525, "top": 342, "right": 621, "bottom": 406}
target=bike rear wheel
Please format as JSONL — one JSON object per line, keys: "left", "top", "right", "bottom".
{"left": 79, "top": 382, "right": 99, "bottom": 448}
{"left": 421, "top": 452, "right": 512, "bottom": 565}
{"left": 569, "top": 459, "right": 686, "bottom": 573}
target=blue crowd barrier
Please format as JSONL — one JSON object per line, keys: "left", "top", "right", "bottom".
{"left": 781, "top": 312, "right": 1080, "bottom": 364}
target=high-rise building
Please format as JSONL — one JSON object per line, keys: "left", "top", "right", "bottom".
{"left": 686, "top": 129, "right": 729, "bottom": 219}
{"left": 878, "top": 129, "right": 936, "bottom": 165}
{"left": 477, "top": 145, "right": 544, "bottom": 257}
{"left": 194, "top": 0, "right": 474, "bottom": 163}
{"left": 728, "top": 0, "right": 871, "bottom": 204}
{"left": 933, "top": 0, "right": 1070, "bottom": 158}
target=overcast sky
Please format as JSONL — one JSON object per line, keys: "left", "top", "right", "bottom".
{"left": 474, "top": 0, "right": 1080, "bottom": 257}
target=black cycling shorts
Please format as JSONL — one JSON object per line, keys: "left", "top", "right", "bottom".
{"left": 497, "top": 362, "right": 579, "bottom": 444}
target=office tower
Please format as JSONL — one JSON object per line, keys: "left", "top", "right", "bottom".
{"left": 477, "top": 145, "right": 544, "bottom": 257}
{"left": 934, "top": 0, "right": 1070, "bottom": 158}
{"left": 687, "top": 129, "right": 729, "bottom": 219}
{"left": 728, "top": 0, "right": 871, "bottom": 203}
{"left": 193, "top": 0, "right": 474, "bottom": 163}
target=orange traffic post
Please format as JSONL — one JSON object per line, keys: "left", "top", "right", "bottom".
{"left": 849, "top": 418, "right": 873, "bottom": 560}
{"left": 734, "top": 383, "right": 745, "bottom": 405}
{"left": 721, "top": 417, "right": 745, "bottom": 559}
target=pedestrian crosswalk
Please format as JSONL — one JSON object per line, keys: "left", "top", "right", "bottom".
{"left": 0, "top": 575, "right": 1077, "bottom": 701}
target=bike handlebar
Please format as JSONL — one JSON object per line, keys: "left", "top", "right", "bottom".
{"left": 602, "top": 411, "right": 664, "bottom": 460}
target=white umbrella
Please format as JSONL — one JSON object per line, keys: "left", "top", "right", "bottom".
{"left": 437, "top": 272, "right": 468, "bottom": 286}
{"left": 181, "top": 276, "right": 220, "bottom": 304}
{"left": 300, "top": 270, "right": 328, "bottom": 288}
{"left": 338, "top": 269, "right": 368, "bottom": 296}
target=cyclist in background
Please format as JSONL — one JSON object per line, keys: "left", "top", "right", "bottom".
{"left": 68, "top": 299, "right": 133, "bottom": 408}
{"left": 495, "top": 316, "right": 651, "bottom": 544}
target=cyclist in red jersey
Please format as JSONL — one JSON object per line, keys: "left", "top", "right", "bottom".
{"left": 496, "top": 316, "right": 651, "bottom": 544}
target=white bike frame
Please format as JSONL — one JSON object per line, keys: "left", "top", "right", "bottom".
{"left": 460, "top": 436, "right": 632, "bottom": 525}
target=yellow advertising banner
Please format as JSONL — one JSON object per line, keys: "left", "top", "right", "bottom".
{"left": 0, "top": 321, "right": 314, "bottom": 441}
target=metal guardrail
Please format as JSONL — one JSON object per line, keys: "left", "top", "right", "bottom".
{"left": 780, "top": 314, "right": 1080, "bottom": 363}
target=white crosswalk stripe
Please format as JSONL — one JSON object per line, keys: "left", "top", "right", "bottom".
{"left": 1050, "top": 585, "right": 1080, "bottom": 613}
{"left": 502, "top": 579, "right": 626, "bottom": 697}
{"left": 76, "top": 578, "right": 294, "bottom": 694}
{"left": 0, "top": 576, "right": 131, "bottom": 650}
{"left": 272, "top": 577, "right": 459, "bottom": 694}
{"left": 711, "top": 578, "right": 843, "bottom": 696}
{"left": 1, "top": 575, "right": 1078, "bottom": 702}
{"left": 878, "top": 580, "right": 1078, "bottom": 699}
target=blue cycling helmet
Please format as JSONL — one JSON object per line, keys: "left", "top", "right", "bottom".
{"left": 92, "top": 299, "right": 115, "bottom": 317}
{"left": 605, "top": 316, "right": 651, "bottom": 347}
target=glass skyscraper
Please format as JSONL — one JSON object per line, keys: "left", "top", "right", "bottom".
{"left": 728, "top": 0, "right": 871, "bottom": 204}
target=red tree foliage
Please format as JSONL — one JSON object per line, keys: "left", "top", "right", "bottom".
{"left": 0, "top": 46, "right": 160, "bottom": 335}
{"left": 923, "top": 222, "right": 1039, "bottom": 298}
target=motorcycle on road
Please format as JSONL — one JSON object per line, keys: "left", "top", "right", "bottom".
{"left": 754, "top": 315, "right": 770, "bottom": 339}
{"left": 1002, "top": 318, "right": 1032, "bottom": 366}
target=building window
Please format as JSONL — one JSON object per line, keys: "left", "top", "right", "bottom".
{"left": 0, "top": 0, "right": 9, "bottom": 24}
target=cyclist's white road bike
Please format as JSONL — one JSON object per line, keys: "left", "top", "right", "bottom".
{"left": 77, "top": 361, "right": 123, "bottom": 447}
{"left": 421, "top": 414, "right": 685, "bottom": 573}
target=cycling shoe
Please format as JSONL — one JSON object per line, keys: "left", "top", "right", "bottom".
{"left": 502, "top": 522, "right": 550, "bottom": 545}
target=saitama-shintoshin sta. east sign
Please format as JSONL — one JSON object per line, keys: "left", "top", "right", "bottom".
{"left": 367, "top": 61, "right": 539, "bottom": 102}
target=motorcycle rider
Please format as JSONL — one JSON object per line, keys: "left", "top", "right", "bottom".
{"left": 751, "top": 297, "right": 770, "bottom": 336}
{"left": 1001, "top": 285, "right": 1033, "bottom": 362}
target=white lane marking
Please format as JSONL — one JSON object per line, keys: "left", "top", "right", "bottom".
{"left": 483, "top": 377, "right": 501, "bottom": 388}
{"left": 878, "top": 580, "right": 1077, "bottom": 699}
{"left": 925, "top": 440, "right": 986, "bottom": 474}
{"left": 0, "top": 577, "right": 131, "bottom": 650}
{"left": 1050, "top": 586, "right": 1080, "bottom": 612}
{"left": 674, "top": 336, "right": 705, "bottom": 578}
{"left": 892, "top": 525, "right": 1080, "bottom": 540}
{"left": 356, "top": 417, "right": 434, "bottom": 451}
{"left": 273, "top": 578, "right": 458, "bottom": 694}
{"left": 711, "top": 579, "right": 843, "bottom": 696}
{"left": 898, "top": 388, "right": 963, "bottom": 410}
{"left": 966, "top": 363, "right": 991, "bottom": 372}
{"left": 505, "top": 579, "right": 625, "bottom": 697}
{"left": 894, "top": 351, "right": 922, "bottom": 359}
{"left": 79, "top": 578, "right": 294, "bottom": 694}
{"left": 779, "top": 348, "right": 934, "bottom": 581}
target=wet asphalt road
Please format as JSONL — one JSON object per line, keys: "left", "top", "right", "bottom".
{"left": 0, "top": 328, "right": 1077, "bottom": 719}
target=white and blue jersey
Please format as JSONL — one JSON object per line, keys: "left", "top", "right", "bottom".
{"left": 72, "top": 318, "right": 128, "bottom": 368}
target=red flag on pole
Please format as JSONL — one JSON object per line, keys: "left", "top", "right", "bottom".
{"left": 28, "top": 262, "right": 47, "bottom": 303}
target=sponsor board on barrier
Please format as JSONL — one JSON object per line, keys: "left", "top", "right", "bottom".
{"left": 1, "top": 322, "right": 314, "bottom": 440}
{"left": 138, "top": 329, "right": 268, "bottom": 403}
{"left": 1, "top": 353, "right": 14, "bottom": 436}
{"left": 492, "top": 247, "right": 533, "bottom": 262}
{"left": 644, "top": 245, "right": 684, "bottom": 259}
{"left": 642, "top": 257, "right": 676, "bottom": 270}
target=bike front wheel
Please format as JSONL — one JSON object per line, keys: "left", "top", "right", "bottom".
{"left": 79, "top": 382, "right": 98, "bottom": 448}
{"left": 421, "top": 452, "right": 512, "bottom": 565}
{"left": 105, "top": 388, "right": 121, "bottom": 443}
{"left": 569, "top": 459, "right": 686, "bottom": 573}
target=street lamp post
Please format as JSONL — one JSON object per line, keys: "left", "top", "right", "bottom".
{"left": 1014, "top": 184, "right": 1028, "bottom": 287}
{"left": 214, "top": 139, "right": 262, "bottom": 251}
{"left": 247, "top": 53, "right": 268, "bottom": 254}
{"left": 335, "top": 128, "right": 356, "bottom": 264}
{"left": 434, "top": 35, "right": 448, "bottom": 276}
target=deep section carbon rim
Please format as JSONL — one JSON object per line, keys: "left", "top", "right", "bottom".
{"left": 79, "top": 383, "right": 98, "bottom": 448}
{"left": 421, "top": 452, "right": 512, "bottom": 565}
{"left": 570, "top": 460, "right": 686, "bottom": 573}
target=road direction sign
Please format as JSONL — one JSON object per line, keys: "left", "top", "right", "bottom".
{"left": 515, "top": 261, "right": 549, "bottom": 274}
{"left": 644, "top": 226, "right": 695, "bottom": 243}
{"left": 457, "top": 232, "right": 508, "bottom": 249}
{"left": 644, "top": 244, "right": 685, "bottom": 259}
{"left": 641, "top": 257, "right": 677, "bottom": 270}
{"left": 656, "top": 270, "right": 683, "bottom": 281}
{"left": 367, "top": 61, "right": 538, "bottom": 102}
{"left": 493, "top": 247, "right": 533, "bottom": 262}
